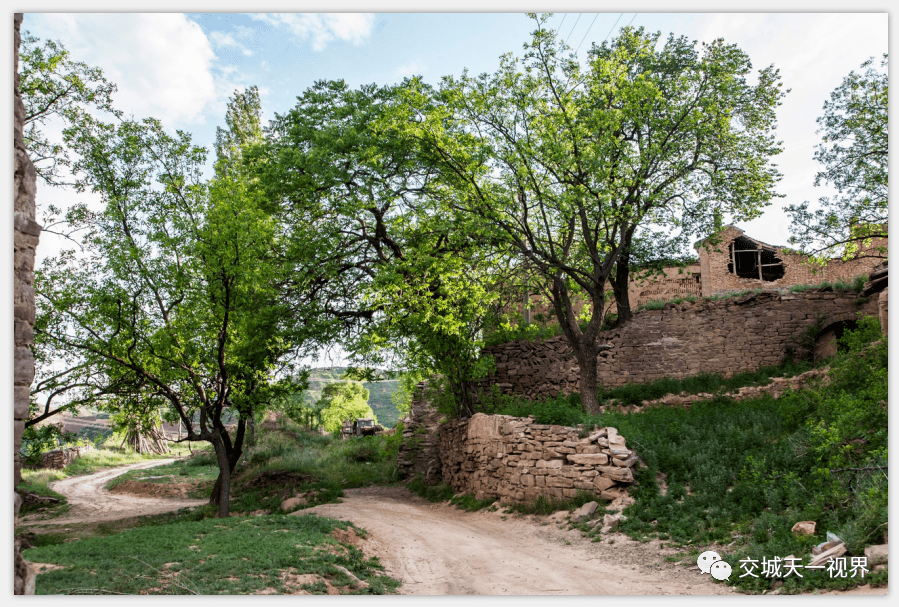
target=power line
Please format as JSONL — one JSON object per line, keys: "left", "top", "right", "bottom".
{"left": 601, "top": 13, "right": 624, "bottom": 46}
{"left": 626, "top": 13, "right": 638, "bottom": 29}
{"left": 567, "top": 13, "right": 582, "bottom": 43}
{"left": 557, "top": 13, "right": 567, "bottom": 33}
{"left": 574, "top": 13, "right": 601, "bottom": 55}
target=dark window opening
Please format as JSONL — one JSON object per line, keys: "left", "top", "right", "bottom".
{"left": 729, "top": 237, "right": 785, "bottom": 281}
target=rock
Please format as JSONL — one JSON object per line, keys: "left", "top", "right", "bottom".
{"left": 571, "top": 501, "right": 599, "bottom": 523}
{"left": 593, "top": 476, "right": 616, "bottom": 492}
{"left": 566, "top": 453, "right": 609, "bottom": 466}
{"left": 864, "top": 544, "right": 888, "bottom": 566}
{"left": 607, "top": 495, "right": 635, "bottom": 512}
{"left": 281, "top": 495, "right": 307, "bottom": 511}
{"left": 811, "top": 540, "right": 841, "bottom": 556}
{"left": 602, "top": 513, "right": 621, "bottom": 530}
{"left": 791, "top": 521, "right": 816, "bottom": 535}
{"left": 808, "top": 543, "right": 847, "bottom": 568}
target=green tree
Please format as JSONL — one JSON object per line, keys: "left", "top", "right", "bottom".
{"left": 34, "top": 104, "right": 315, "bottom": 517}
{"left": 258, "top": 80, "right": 516, "bottom": 418}
{"left": 786, "top": 54, "right": 888, "bottom": 261}
{"left": 317, "top": 381, "right": 373, "bottom": 434}
{"left": 18, "top": 31, "right": 120, "bottom": 187}
{"left": 402, "top": 15, "right": 785, "bottom": 413}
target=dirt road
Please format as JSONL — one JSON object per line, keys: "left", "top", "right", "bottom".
{"left": 19, "top": 459, "right": 207, "bottom": 527}
{"left": 302, "top": 485, "right": 735, "bottom": 595}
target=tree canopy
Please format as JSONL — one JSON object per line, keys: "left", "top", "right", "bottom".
{"left": 317, "top": 381, "right": 373, "bottom": 434}
{"left": 33, "top": 88, "right": 323, "bottom": 517}
{"left": 786, "top": 54, "right": 888, "bottom": 261}
{"left": 399, "top": 15, "right": 786, "bottom": 413}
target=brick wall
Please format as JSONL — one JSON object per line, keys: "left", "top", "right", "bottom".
{"left": 438, "top": 414, "right": 638, "bottom": 503}
{"left": 697, "top": 226, "right": 886, "bottom": 297}
{"left": 482, "top": 288, "right": 879, "bottom": 400}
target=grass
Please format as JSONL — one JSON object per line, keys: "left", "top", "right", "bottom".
{"left": 482, "top": 356, "right": 815, "bottom": 423}
{"left": 23, "top": 514, "right": 399, "bottom": 594}
{"left": 105, "top": 451, "right": 220, "bottom": 499}
{"left": 503, "top": 490, "right": 599, "bottom": 517}
{"left": 229, "top": 418, "right": 403, "bottom": 514}
{"left": 405, "top": 476, "right": 498, "bottom": 511}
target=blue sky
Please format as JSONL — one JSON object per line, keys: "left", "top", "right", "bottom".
{"left": 10, "top": 3, "right": 892, "bottom": 366}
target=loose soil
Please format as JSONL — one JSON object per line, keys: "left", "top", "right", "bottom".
{"left": 18, "top": 464, "right": 887, "bottom": 595}
{"left": 18, "top": 459, "right": 207, "bottom": 528}
{"left": 302, "top": 485, "right": 735, "bottom": 595}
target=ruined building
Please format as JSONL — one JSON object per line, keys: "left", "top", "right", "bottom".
{"left": 515, "top": 224, "right": 887, "bottom": 321}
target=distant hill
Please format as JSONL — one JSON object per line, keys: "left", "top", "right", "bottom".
{"left": 302, "top": 367, "right": 404, "bottom": 428}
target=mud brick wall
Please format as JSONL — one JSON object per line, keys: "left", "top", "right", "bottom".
{"left": 698, "top": 226, "right": 886, "bottom": 297}
{"left": 14, "top": 12, "right": 40, "bottom": 595}
{"left": 483, "top": 288, "right": 879, "bottom": 399}
{"left": 438, "top": 414, "right": 638, "bottom": 503}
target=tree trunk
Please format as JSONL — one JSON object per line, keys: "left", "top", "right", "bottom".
{"left": 575, "top": 342, "right": 602, "bottom": 415}
{"left": 210, "top": 431, "right": 231, "bottom": 518}
{"left": 549, "top": 273, "right": 604, "bottom": 415}
{"left": 208, "top": 418, "right": 246, "bottom": 516}
{"left": 610, "top": 230, "right": 634, "bottom": 327}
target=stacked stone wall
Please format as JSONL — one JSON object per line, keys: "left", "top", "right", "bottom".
{"left": 396, "top": 383, "right": 445, "bottom": 484}
{"left": 483, "top": 288, "right": 878, "bottom": 399}
{"left": 438, "top": 414, "right": 638, "bottom": 503}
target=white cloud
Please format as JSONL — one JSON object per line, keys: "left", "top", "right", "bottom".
{"left": 249, "top": 13, "right": 374, "bottom": 51}
{"left": 25, "top": 13, "right": 218, "bottom": 126}
{"left": 393, "top": 61, "right": 427, "bottom": 80}
{"left": 210, "top": 30, "right": 253, "bottom": 56}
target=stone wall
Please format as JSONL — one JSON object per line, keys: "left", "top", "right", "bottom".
{"left": 483, "top": 288, "right": 879, "bottom": 399}
{"left": 14, "top": 12, "right": 40, "bottom": 595}
{"left": 396, "top": 383, "right": 445, "bottom": 484}
{"left": 438, "top": 414, "right": 639, "bottom": 503}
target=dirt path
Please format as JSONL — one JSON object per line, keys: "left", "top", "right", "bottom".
{"left": 302, "top": 485, "right": 735, "bottom": 595}
{"left": 19, "top": 459, "right": 207, "bottom": 527}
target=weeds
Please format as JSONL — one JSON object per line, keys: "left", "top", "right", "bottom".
{"left": 23, "top": 514, "right": 399, "bottom": 594}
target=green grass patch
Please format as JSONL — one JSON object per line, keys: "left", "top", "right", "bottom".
{"left": 105, "top": 452, "right": 220, "bottom": 499}
{"left": 24, "top": 514, "right": 399, "bottom": 595}
{"left": 504, "top": 490, "right": 599, "bottom": 516}
{"left": 406, "top": 476, "right": 456, "bottom": 503}
{"left": 449, "top": 494, "right": 496, "bottom": 511}
{"left": 229, "top": 418, "right": 403, "bottom": 514}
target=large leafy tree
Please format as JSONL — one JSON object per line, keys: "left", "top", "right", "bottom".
{"left": 18, "top": 31, "right": 120, "bottom": 187}
{"left": 403, "top": 15, "right": 785, "bottom": 413}
{"left": 787, "top": 54, "right": 888, "bottom": 261}
{"left": 258, "top": 80, "right": 515, "bottom": 418}
{"left": 317, "top": 381, "right": 373, "bottom": 434}
{"left": 35, "top": 92, "right": 313, "bottom": 517}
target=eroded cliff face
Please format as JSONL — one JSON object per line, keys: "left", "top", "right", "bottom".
{"left": 14, "top": 11, "right": 40, "bottom": 595}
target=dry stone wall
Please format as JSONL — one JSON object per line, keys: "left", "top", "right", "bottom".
{"left": 483, "top": 288, "right": 879, "bottom": 399}
{"left": 438, "top": 414, "right": 639, "bottom": 503}
{"left": 396, "top": 383, "right": 445, "bottom": 484}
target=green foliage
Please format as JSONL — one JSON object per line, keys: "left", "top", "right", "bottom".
{"left": 24, "top": 515, "right": 398, "bottom": 594}
{"left": 317, "top": 381, "right": 374, "bottom": 434}
{"left": 576, "top": 317, "right": 887, "bottom": 593}
{"left": 19, "top": 424, "right": 79, "bottom": 466}
{"left": 786, "top": 54, "right": 888, "bottom": 261}
{"left": 406, "top": 476, "right": 456, "bottom": 503}
{"left": 18, "top": 30, "right": 121, "bottom": 187}
{"left": 449, "top": 494, "right": 497, "bottom": 512}
{"left": 503, "top": 491, "right": 599, "bottom": 516}
{"left": 404, "top": 14, "right": 786, "bottom": 413}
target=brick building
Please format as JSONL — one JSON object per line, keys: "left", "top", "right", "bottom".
{"left": 513, "top": 224, "right": 886, "bottom": 323}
